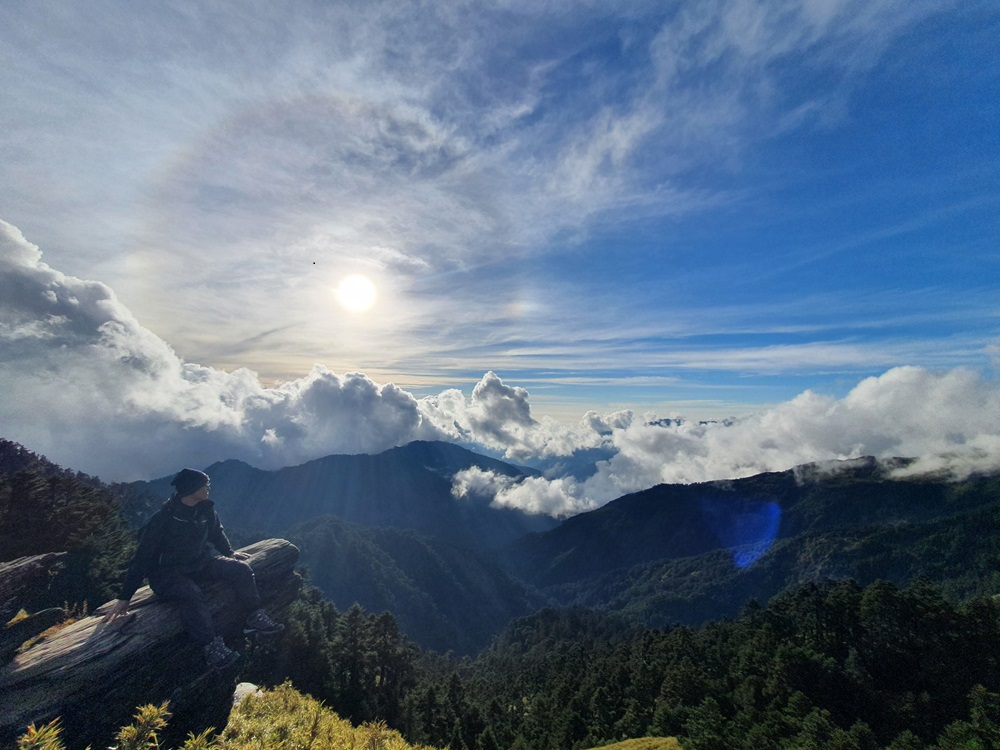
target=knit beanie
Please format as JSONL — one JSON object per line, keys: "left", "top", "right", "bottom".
{"left": 171, "top": 468, "right": 209, "bottom": 497}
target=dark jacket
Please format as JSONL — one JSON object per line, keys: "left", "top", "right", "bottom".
{"left": 118, "top": 495, "right": 235, "bottom": 600}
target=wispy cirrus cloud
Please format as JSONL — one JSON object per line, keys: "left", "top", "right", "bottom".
{"left": 2, "top": 1, "right": 997, "bottom": 496}
{"left": 0, "top": 0, "right": 965, "bottom": 389}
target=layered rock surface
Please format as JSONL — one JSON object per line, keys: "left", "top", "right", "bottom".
{"left": 0, "top": 539, "right": 299, "bottom": 749}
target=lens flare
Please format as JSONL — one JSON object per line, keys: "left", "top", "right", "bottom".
{"left": 700, "top": 497, "right": 781, "bottom": 569}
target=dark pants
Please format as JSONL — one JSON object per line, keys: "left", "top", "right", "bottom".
{"left": 150, "top": 556, "right": 261, "bottom": 646}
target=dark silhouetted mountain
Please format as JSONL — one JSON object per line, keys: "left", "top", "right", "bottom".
{"left": 502, "top": 456, "right": 981, "bottom": 587}
{"left": 549, "top": 493, "right": 1000, "bottom": 628}
{"left": 503, "top": 457, "right": 1000, "bottom": 628}
{"left": 113, "top": 440, "right": 559, "bottom": 652}
{"left": 0, "top": 439, "right": 54, "bottom": 477}
{"left": 125, "top": 440, "right": 557, "bottom": 549}
{"left": 288, "top": 515, "right": 550, "bottom": 654}
{"left": 10, "top": 434, "right": 1000, "bottom": 657}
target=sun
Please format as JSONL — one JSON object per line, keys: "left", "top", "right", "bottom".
{"left": 335, "top": 274, "right": 377, "bottom": 313}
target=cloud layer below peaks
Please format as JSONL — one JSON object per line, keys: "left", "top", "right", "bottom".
{"left": 2, "top": 219, "right": 999, "bottom": 517}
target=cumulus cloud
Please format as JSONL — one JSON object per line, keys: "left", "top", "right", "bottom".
{"left": 451, "top": 466, "right": 513, "bottom": 501}
{"left": 451, "top": 467, "right": 591, "bottom": 518}
{"left": 582, "top": 410, "right": 636, "bottom": 436}
{"left": 419, "top": 371, "right": 604, "bottom": 462}
{"left": 0, "top": 221, "right": 444, "bottom": 479}
{"left": 462, "top": 367, "right": 1000, "bottom": 517}
{"left": 0, "top": 221, "right": 595, "bottom": 483}
{"left": 3, "top": 220, "right": 999, "bottom": 513}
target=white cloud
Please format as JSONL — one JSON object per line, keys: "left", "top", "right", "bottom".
{"left": 467, "top": 372, "right": 535, "bottom": 444}
{"left": 4, "top": 220, "right": 999, "bottom": 516}
{"left": 0, "top": 221, "right": 443, "bottom": 479}
{"left": 582, "top": 410, "right": 636, "bottom": 436}
{"left": 451, "top": 466, "right": 516, "bottom": 501}
{"left": 451, "top": 466, "right": 591, "bottom": 519}
{"left": 491, "top": 475, "right": 589, "bottom": 518}
{"left": 471, "top": 366, "right": 1000, "bottom": 516}
{"left": 0, "top": 220, "right": 598, "bottom": 482}
{"left": 0, "top": 0, "right": 952, "bottom": 385}
{"left": 418, "top": 371, "right": 606, "bottom": 463}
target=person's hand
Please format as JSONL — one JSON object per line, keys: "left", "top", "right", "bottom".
{"left": 233, "top": 551, "right": 250, "bottom": 561}
{"left": 103, "top": 599, "right": 130, "bottom": 623}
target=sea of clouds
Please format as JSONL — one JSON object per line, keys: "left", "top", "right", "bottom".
{"left": 3, "top": 219, "right": 999, "bottom": 517}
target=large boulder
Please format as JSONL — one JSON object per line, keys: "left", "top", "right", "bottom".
{"left": 0, "top": 539, "right": 300, "bottom": 749}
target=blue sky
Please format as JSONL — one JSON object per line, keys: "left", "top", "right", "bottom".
{"left": 2, "top": 1, "right": 999, "bottom": 510}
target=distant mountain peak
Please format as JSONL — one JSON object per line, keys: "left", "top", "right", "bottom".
{"left": 126, "top": 440, "right": 555, "bottom": 549}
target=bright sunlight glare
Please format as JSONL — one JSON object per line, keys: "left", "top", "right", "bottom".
{"left": 335, "top": 274, "right": 378, "bottom": 313}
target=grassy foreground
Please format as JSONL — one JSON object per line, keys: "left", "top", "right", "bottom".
{"left": 16, "top": 680, "right": 686, "bottom": 750}
{"left": 17, "top": 682, "right": 440, "bottom": 750}
{"left": 587, "top": 740, "right": 683, "bottom": 750}
{"left": 218, "top": 683, "right": 438, "bottom": 750}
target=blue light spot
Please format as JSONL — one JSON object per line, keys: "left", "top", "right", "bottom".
{"left": 699, "top": 498, "right": 781, "bottom": 569}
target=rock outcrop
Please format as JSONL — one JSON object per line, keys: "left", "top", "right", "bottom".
{"left": 0, "top": 552, "right": 68, "bottom": 621}
{"left": 0, "top": 539, "right": 300, "bottom": 749}
{"left": 0, "top": 552, "right": 70, "bottom": 664}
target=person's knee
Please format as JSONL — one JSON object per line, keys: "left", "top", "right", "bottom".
{"left": 152, "top": 575, "right": 204, "bottom": 603}
{"left": 232, "top": 559, "right": 255, "bottom": 582}
{"left": 214, "top": 556, "right": 252, "bottom": 575}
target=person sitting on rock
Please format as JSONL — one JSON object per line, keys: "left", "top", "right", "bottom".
{"left": 104, "top": 468, "right": 283, "bottom": 669}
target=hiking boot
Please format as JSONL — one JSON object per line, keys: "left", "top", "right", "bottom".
{"left": 243, "top": 607, "right": 284, "bottom": 637}
{"left": 204, "top": 635, "right": 240, "bottom": 670}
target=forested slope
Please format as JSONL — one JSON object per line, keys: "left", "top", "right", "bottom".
{"left": 406, "top": 582, "right": 1000, "bottom": 749}
{"left": 6, "top": 437, "right": 1000, "bottom": 750}
{"left": 288, "top": 514, "right": 550, "bottom": 654}
{"left": 0, "top": 439, "right": 133, "bottom": 612}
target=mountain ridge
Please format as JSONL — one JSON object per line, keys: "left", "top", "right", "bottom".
{"left": 6, "top": 437, "right": 1000, "bottom": 749}
{"left": 502, "top": 456, "right": 996, "bottom": 588}
{"left": 6, "top": 436, "right": 1000, "bottom": 655}
{"left": 122, "top": 440, "right": 556, "bottom": 549}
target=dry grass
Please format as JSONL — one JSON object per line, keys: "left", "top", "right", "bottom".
{"left": 6, "top": 608, "right": 30, "bottom": 626}
{"left": 586, "top": 738, "right": 684, "bottom": 750}
{"left": 215, "top": 682, "right": 439, "bottom": 750}
{"left": 18, "top": 682, "right": 442, "bottom": 750}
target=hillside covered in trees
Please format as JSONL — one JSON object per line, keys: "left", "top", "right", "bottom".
{"left": 406, "top": 585, "right": 1000, "bottom": 750}
{"left": 116, "top": 445, "right": 1000, "bottom": 656}
{"left": 3, "top": 438, "right": 1000, "bottom": 749}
